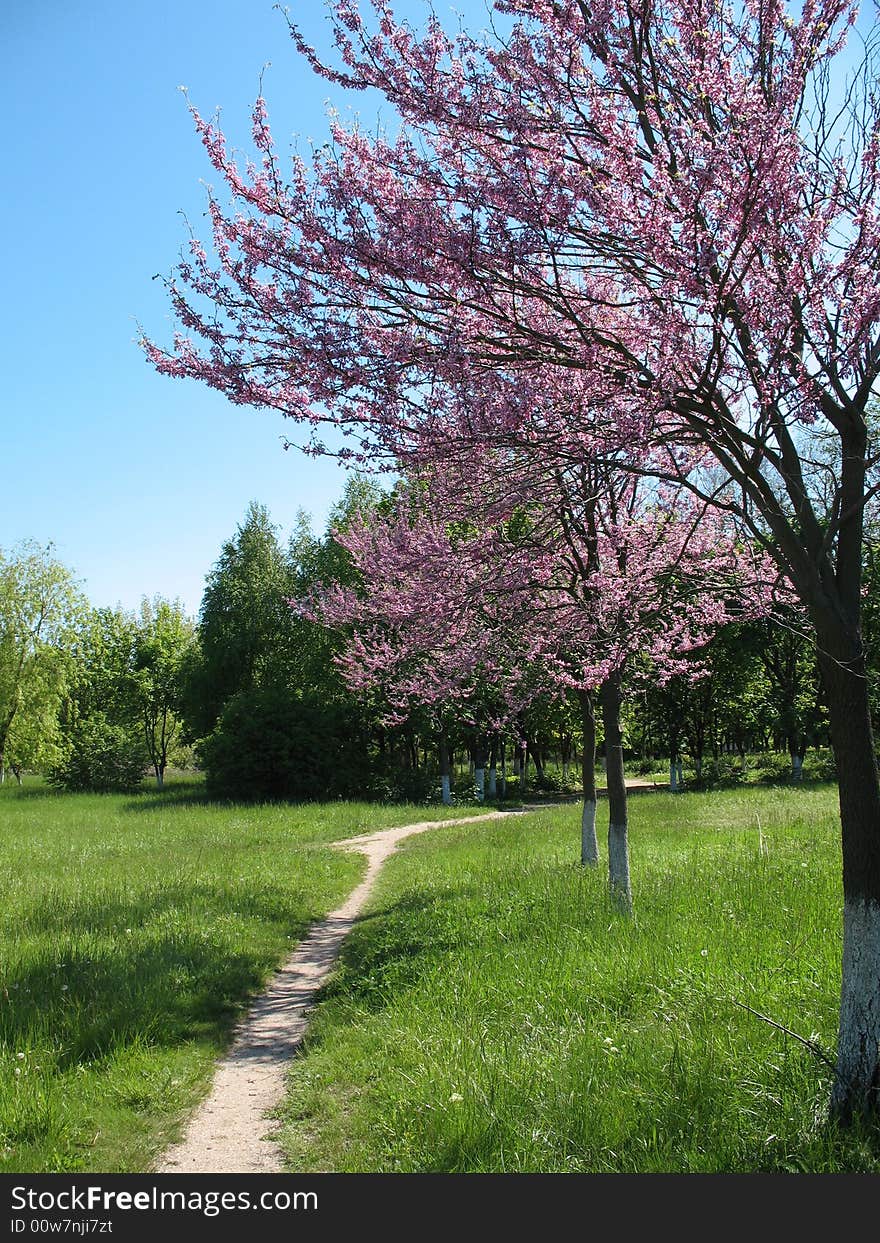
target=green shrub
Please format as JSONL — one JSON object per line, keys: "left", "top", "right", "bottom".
{"left": 49, "top": 714, "right": 147, "bottom": 792}
{"left": 201, "top": 686, "right": 374, "bottom": 802}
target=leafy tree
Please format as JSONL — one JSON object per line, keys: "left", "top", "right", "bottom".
{"left": 0, "top": 541, "right": 84, "bottom": 782}
{"left": 50, "top": 714, "right": 148, "bottom": 794}
{"left": 50, "top": 607, "right": 148, "bottom": 793}
{"left": 184, "top": 502, "right": 297, "bottom": 738}
{"left": 132, "top": 597, "right": 196, "bottom": 788}
{"left": 190, "top": 486, "right": 396, "bottom": 798}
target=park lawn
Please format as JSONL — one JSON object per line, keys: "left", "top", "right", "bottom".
{"left": 277, "top": 783, "right": 880, "bottom": 1173}
{"left": 0, "top": 778, "right": 487, "bottom": 1173}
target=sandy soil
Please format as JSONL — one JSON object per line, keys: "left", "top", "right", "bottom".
{"left": 154, "top": 810, "right": 516, "bottom": 1174}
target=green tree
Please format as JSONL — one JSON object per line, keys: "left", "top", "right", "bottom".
{"left": 0, "top": 541, "right": 84, "bottom": 782}
{"left": 51, "top": 606, "right": 148, "bottom": 793}
{"left": 132, "top": 597, "right": 196, "bottom": 788}
{"left": 184, "top": 502, "right": 296, "bottom": 737}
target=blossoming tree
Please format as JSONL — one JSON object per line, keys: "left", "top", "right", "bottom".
{"left": 145, "top": 0, "right": 880, "bottom": 1118}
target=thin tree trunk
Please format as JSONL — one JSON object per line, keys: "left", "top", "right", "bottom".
{"left": 474, "top": 736, "right": 486, "bottom": 802}
{"left": 439, "top": 733, "right": 451, "bottom": 806}
{"left": 488, "top": 734, "right": 498, "bottom": 799}
{"left": 816, "top": 632, "right": 880, "bottom": 1121}
{"left": 600, "top": 672, "right": 631, "bottom": 914}
{"left": 579, "top": 689, "right": 599, "bottom": 866}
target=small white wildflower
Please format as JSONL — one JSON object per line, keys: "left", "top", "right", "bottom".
{"left": 16, "top": 1053, "right": 25, "bottom": 1060}
{"left": 449, "top": 1092, "right": 464, "bottom": 1103}
{"left": 700, "top": 949, "right": 708, "bottom": 957}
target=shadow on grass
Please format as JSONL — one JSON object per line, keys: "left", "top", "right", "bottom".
{"left": 2, "top": 877, "right": 345, "bottom": 1070}
{"left": 0, "top": 784, "right": 68, "bottom": 803}
{"left": 121, "top": 782, "right": 219, "bottom": 813}
{"left": 11, "top": 880, "right": 316, "bottom": 937}
{"left": 0, "top": 936, "right": 273, "bottom": 1069}
{"left": 307, "top": 885, "right": 483, "bottom": 1025}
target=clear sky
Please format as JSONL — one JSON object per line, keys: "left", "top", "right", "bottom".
{"left": 2, "top": 3, "right": 871, "bottom": 618}
{"left": 0, "top": 1, "right": 482, "bottom": 618}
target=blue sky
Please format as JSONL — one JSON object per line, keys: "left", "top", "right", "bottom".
{"left": 0, "top": 1, "right": 482, "bottom": 617}
{"left": 1, "top": 2, "right": 871, "bottom": 617}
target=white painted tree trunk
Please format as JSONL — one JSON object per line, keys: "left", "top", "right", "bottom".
{"left": 474, "top": 767, "right": 485, "bottom": 802}
{"left": 488, "top": 767, "right": 497, "bottom": 798}
{"left": 441, "top": 774, "right": 451, "bottom": 805}
{"left": 669, "top": 760, "right": 678, "bottom": 792}
{"left": 831, "top": 898, "right": 880, "bottom": 1118}
{"left": 791, "top": 753, "right": 803, "bottom": 781}
{"left": 601, "top": 674, "right": 632, "bottom": 914}
{"left": 581, "top": 799, "right": 599, "bottom": 866}
{"left": 579, "top": 690, "right": 598, "bottom": 867}
{"left": 608, "top": 822, "right": 631, "bottom": 909}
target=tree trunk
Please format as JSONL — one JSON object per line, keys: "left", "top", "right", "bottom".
{"left": 816, "top": 632, "right": 880, "bottom": 1122}
{"left": 500, "top": 738, "right": 507, "bottom": 800}
{"left": 474, "top": 737, "right": 487, "bottom": 801}
{"left": 600, "top": 672, "right": 631, "bottom": 913}
{"left": 579, "top": 690, "right": 599, "bottom": 866}
{"left": 488, "top": 735, "right": 498, "bottom": 799}
{"left": 439, "top": 734, "right": 451, "bottom": 806}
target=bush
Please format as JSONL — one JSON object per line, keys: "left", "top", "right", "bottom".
{"left": 49, "top": 714, "right": 148, "bottom": 792}
{"left": 201, "top": 686, "right": 375, "bottom": 802}
{"left": 360, "top": 761, "right": 436, "bottom": 804}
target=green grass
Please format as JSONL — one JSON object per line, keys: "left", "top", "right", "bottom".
{"left": 277, "top": 784, "right": 880, "bottom": 1172}
{"left": 0, "top": 777, "right": 488, "bottom": 1173}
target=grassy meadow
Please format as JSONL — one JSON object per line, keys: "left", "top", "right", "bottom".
{"left": 3, "top": 775, "right": 878, "bottom": 1173}
{"left": 277, "top": 784, "right": 880, "bottom": 1173}
{"left": 0, "top": 777, "right": 484, "bottom": 1173}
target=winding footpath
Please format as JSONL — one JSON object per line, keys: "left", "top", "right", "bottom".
{"left": 155, "top": 810, "right": 517, "bottom": 1174}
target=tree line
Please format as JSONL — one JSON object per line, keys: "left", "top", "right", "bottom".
{"left": 4, "top": 486, "right": 865, "bottom": 804}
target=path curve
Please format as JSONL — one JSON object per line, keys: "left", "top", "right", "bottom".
{"left": 155, "top": 810, "right": 517, "bottom": 1174}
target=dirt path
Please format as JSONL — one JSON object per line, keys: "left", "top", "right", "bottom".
{"left": 155, "top": 810, "right": 517, "bottom": 1174}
